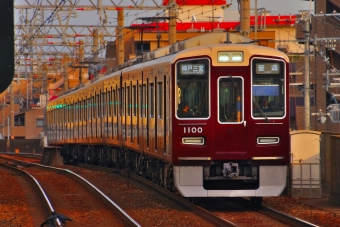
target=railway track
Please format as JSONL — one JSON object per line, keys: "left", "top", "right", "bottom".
{"left": 0, "top": 156, "right": 141, "bottom": 227}
{"left": 75, "top": 163, "right": 319, "bottom": 227}
{"left": 0, "top": 162, "right": 50, "bottom": 226}
{"left": 1, "top": 154, "right": 320, "bottom": 227}
{"left": 76, "top": 163, "right": 238, "bottom": 227}
{"left": 204, "top": 197, "right": 319, "bottom": 227}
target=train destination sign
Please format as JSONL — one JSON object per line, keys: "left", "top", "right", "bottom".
{"left": 180, "top": 64, "right": 205, "bottom": 75}
{"left": 256, "top": 63, "right": 280, "bottom": 74}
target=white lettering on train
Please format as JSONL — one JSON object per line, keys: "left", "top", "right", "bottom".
{"left": 183, "top": 127, "right": 203, "bottom": 133}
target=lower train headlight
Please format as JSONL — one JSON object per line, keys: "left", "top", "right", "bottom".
{"left": 182, "top": 137, "right": 205, "bottom": 145}
{"left": 257, "top": 137, "right": 279, "bottom": 145}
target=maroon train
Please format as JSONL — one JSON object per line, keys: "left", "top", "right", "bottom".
{"left": 47, "top": 33, "right": 290, "bottom": 203}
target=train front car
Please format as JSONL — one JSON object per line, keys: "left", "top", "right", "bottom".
{"left": 171, "top": 44, "right": 290, "bottom": 202}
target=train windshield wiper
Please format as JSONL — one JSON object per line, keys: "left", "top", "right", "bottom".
{"left": 253, "top": 98, "right": 269, "bottom": 122}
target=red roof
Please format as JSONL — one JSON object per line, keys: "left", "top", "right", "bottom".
{"left": 130, "top": 15, "right": 296, "bottom": 32}
{"left": 162, "top": 0, "right": 226, "bottom": 5}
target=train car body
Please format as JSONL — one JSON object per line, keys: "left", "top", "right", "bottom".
{"left": 47, "top": 33, "right": 290, "bottom": 201}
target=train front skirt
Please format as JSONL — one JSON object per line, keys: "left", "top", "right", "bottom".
{"left": 173, "top": 165, "right": 287, "bottom": 197}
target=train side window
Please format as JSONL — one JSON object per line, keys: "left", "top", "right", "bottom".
{"left": 218, "top": 77, "right": 243, "bottom": 123}
{"left": 158, "top": 81, "right": 163, "bottom": 119}
{"left": 122, "top": 87, "right": 125, "bottom": 116}
{"left": 149, "top": 83, "right": 154, "bottom": 118}
{"left": 113, "top": 89, "right": 116, "bottom": 116}
{"left": 176, "top": 58, "right": 209, "bottom": 119}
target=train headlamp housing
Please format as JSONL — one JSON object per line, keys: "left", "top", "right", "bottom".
{"left": 218, "top": 51, "right": 243, "bottom": 63}
{"left": 257, "top": 137, "right": 280, "bottom": 145}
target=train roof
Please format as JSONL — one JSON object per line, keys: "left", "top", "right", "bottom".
{"left": 48, "top": 32, "right": 289, "bottom": 104}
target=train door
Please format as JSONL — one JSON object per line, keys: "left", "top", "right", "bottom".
{"left": 138, "top": 77, "right": 145, "bottom": 151}
{"left": 215, "top": 74, "right": 247, "bottom": 153}
{"left": 156, "top": 73, "right": 166, "bottom": 159}
{"left": 131, "top": 80, "right": 138, "bottom": 148}
{"left": 126, "top": 82, "right": 132, "bottom": 145}
{"left": 148, "top": 77, "right": 156, "bottom": 152}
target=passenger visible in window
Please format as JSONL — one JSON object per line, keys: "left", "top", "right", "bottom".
{"left": 178, "top": 100, "right": 190, "bottom": 117}
{"left": 261, "top": 97, "right": 268, "bottom": 110}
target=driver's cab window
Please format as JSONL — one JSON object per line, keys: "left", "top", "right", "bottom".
{"left": 252, "top": 58, "right": 285, "bottom": 118}
{"left": 176, "top": 58, "right": 209, "bottom": 119}
{"left": 218, "top": 77, "right": 243, "bottom": 123}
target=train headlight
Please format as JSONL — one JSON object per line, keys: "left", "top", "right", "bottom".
{"left": 257, "top": 137, "right": 280, "bottom": 145}
{"left": 218, "top": 51, "right": 243, "bottom": 63}
{"left": 182, "top": 137, "right": 205, "bottom": 145}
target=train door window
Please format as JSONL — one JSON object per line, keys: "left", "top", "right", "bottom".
{"left": 102, "top": 92, "right": 105, "bottom": 117}
{"left": 133, "top": 85, "right": 137, "bottom": 116}
{"left": 157, "top": 81, "right": 163, "bottom": 118}
{"left": 218, "top": 77, "right": 243, "bottom": 123}
{"left": 137, "top": 82, "right": 140, "bottom": 145}
{"left": 176, "top": 58, "right": 210, "bottom": 119}
{"left": 122, "top": 87, "right": 125, "bottom": 116}
{"left": 149, "top": 83, "right": 154, "bottom": 118}
{"left": 79, "top": 100, "right": 82, "bottom": 121}
{"left": 113, "top": 89, "right": 116, "bottom": 116}
{"left": 91, "top": 96, "right": 94, "bottom": 119}
{"left": 251, "top": 58, "right": 285, "bottom": 118}
{"left": 75, "top": 101, "right": 78, "bottom": 122}
{"left": 107, "top": 90, "right": 111, "bottom": 116}
{"left": 139, "top": 84, "right": 142, "bottom": 117}
{"left": 118, "top": 88, "right": 121, "bottom": 116}
{"left": 142, "top": 84, "right": 146, "bottom": 117}
{"left": 69, "top": 104, "right": 72, "bottom": 123}
{"left": 97, "top": 94, "right": 100, "bottom": 118}
{"left": 146, "top": 79, "right": 149, "bottom": 148}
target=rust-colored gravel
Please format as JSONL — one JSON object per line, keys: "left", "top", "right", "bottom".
{"left": 1, "top": 157, "right": 340, "bottom": 227}
{"left": 263, "top": 196, "right": 340, "bottom": 227}
{"left": 0, "top": 168, "right": 36, "bottom": 226}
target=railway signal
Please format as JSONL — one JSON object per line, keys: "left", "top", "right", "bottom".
{"left": 0, "top": 2, "right": 14, "bottom": 93}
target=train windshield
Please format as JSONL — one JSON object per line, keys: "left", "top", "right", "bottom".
{"left": 176, "top": 58, "right": 209, "bottom": 119}
{"left": 251, "top": 58, "right": 285, "bottom": 118}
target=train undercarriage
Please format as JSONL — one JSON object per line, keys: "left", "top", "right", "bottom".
{"left": 60, "top": 144, "right": 175, "bottom": 191}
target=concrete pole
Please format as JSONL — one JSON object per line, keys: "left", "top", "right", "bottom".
{"left": 63, "top": 59, "right": 68, "bottom": 92}
{"left": 254, "top": 0, "right": 258, "bottom": 40}
{"left": 117, "top": 10, "right": 124, "bottom": 65}
{"left": 10, "top": 82, "right": 14, "bottom": 140}
{"left": 79, "top": 40, "right": 84, "bottom": 84}
{"left": 240, "top": 0, "right": 250, "bottom": 37}
{"left": 168, "top": 0, "right": 177, "bottom": 45}
{"left": 93, "top": 28, "right": 99, "bottom": 63}
{"left": 304, "top": 16, "right": 310, "bottom": 130}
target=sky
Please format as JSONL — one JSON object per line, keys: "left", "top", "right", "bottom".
{"left": 226, "top": 0, "right": 314, "bottom": 15}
